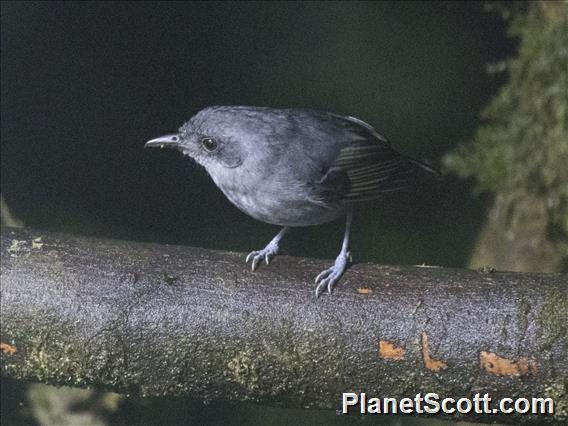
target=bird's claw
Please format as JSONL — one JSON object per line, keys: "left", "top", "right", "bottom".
{"left": 245, "top": 243, "right": 279, "bottom": 272}
{"left": 315, "top": 251, "right": 350, "bottom": 297}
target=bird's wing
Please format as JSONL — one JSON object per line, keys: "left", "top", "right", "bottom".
{"left": 311, "top": 115, "right": 436, "bottom": 204}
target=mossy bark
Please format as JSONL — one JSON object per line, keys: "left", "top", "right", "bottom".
{"left": 468, "top": 193, "right": 564, "bottom": 272}
{"left": 1, "top": 227, "right": 567, "bottom": 424}
{"left": 444, "top": 2, "right": 568, "bottom": 273}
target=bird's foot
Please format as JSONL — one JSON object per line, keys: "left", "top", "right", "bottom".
{"left": 246, "top": 241, "right": 280, "bottom": 272}
{"left": 315, "top": 251, "right": 351, "bottom": 297}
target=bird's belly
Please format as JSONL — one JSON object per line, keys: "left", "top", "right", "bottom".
{"left": 218, "top": 184, "right": 344, "bottom": 227}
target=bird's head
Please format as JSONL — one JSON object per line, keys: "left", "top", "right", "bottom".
{"left": 145, "top": 106, "right": 252, "bottom": 169}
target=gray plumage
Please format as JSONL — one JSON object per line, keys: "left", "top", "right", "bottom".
{"left": 146, "top": 106, "right": 438, "bottom": 296}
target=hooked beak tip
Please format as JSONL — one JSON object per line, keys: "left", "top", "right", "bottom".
{"left": 145, "top": 134, "right": 182, "bottom": 149}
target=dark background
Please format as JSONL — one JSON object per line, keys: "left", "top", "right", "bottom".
{"left": 1, "top": 1, "right": 516, "bottom": 424}
{"left": 1, "top": 1, "right": 514, "bottom": 268}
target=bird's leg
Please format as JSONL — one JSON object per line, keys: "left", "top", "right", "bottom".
{"left": 246, "top": 227, "right": 289, "bottom": 272}
{"left": 315, "top": 210, "right": 352, "bottom": 297}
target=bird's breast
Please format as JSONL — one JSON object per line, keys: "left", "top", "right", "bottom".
{"left": 208, "top": 167, "right": 344, "bottom": 227}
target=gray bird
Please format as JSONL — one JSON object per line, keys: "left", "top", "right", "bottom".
{"left": 145, "top": 106, "right": 438, "bottom": 296}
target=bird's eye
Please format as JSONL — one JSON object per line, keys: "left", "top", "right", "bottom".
{"left": 201, "top": 137, "right": 218, "bottom": 152}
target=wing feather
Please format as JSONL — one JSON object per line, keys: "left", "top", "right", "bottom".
{"left": 332, "top": 140, "right": 415, "bottom": 201}
{"left": 310, "top": 114, "right": 438, "bottom": 205}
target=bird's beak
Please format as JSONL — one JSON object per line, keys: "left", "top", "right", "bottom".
{"left": 144, "top": 134, "right": 182, "bottom": 149}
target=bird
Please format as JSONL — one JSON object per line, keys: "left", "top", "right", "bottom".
{"left": 145, "top": 106, "right": 438, "bottom": 296}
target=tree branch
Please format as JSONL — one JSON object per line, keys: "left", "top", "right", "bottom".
{"left": 1, "top": 227, "right": 567, "bottom": 424}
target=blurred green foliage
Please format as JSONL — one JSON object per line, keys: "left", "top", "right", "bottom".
{"left": 444, "top": 1, "right": 568, "bottom": 261}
